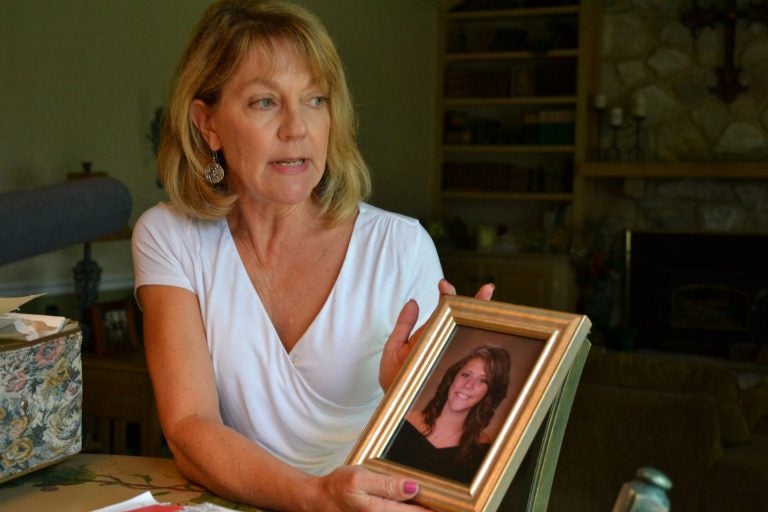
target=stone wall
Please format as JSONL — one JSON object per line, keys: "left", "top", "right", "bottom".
{"left": 599, "top": 0, "right": 768, "bottom": 161}
{"left": 592, "top": 177, "right": 768, "bottom": 231}
{"left": 591, "top": 0, "right": 768, "bottom": 234}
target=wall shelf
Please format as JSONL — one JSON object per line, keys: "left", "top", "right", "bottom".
{"left": 446, "top": 49, "right": 579, "bottom": 61}
{"left": 443, "top": 191, "right": 574, "bottom": 201}
{"left": 445, "top": 96, "right": 577, "bottom": 106}
{"left": 443, "top": 145, "right": 575, "bottom": 154}
{"left": 580, "top": 161, "right": 768, "bottom": 178}
{"left": 447, "top": 5, "right": 580, "bottom": 21}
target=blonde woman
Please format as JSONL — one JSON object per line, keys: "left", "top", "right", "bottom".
{"left": 132, "top": 1, "right": 492, "bottom": 510}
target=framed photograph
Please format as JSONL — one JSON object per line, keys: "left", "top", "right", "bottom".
{"left": 89, "top": 300, "right": 139, "bottom": 355}
{"left": 347, "top": 295, "right": 591, "bottom": 512}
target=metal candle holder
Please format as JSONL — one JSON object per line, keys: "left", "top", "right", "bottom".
{"left": 626, "top": 115, "right": 646, "bottom": 162}
{"left": 605, "top": 107, "right": 624, "bottom": 161}
{"left": 593, "top": 104, "right": 606, "bottom": 161}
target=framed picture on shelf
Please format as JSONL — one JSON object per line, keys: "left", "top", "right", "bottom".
{"left": 89, "top": 300, "right": 138, "bottom": 355}
{"left": 346, "top": 295, "right": 591, "bottom": 512}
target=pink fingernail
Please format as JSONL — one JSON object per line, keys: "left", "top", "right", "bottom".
{"left": 404, "top": 481, "right": 418, "bottom": 494}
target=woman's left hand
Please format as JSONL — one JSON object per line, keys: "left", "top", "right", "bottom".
{"left": 379, "top": 279, "right": 494, "bottom": 391}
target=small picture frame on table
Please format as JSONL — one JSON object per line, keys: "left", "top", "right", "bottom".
{"left": 347, "top": 295, "right": 591, "bottom": 512}
{"left": 89, "top": 300, "right": 138, "bottom": 355}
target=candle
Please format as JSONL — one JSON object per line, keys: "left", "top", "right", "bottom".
{"left": 633, "top": 93, "right": 646, "bottom": 118}
{"left": 477, "top": 226, "right": 495, "bottom": 252}
{"left": 593, "top": 94, "right": 607, "bottom": 109}
{"left": 610, "top": 107, "right": 623, "bottom": 127}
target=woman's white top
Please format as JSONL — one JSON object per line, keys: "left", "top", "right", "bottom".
{"left": 132, "top": 202, "right": 443, "bottom": 475}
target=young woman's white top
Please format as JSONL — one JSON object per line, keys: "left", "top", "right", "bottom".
{"left": 132, "top": 202, "right": 443, "bottom": 475}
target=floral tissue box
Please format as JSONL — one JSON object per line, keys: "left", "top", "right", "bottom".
{"left": 0, "top": 324, "right": 82, "bottom": 483}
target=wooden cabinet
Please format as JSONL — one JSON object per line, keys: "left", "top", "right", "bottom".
{"left": 441, "top": 251, "right": 577, "bottom": 312}
{"left": 435, "top": 1, "right": 597, "bottom": 254}
{"left": 82, "top": 350, "right": 164, "bottom": 457}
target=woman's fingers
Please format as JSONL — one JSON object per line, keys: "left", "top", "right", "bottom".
{"left": 358, "top": 473, "right": 430, "bottom": 512}
{"left": 439, "top": 278, "right": 494, "bottom": 301}
{"left": 379, "top": 299, "right": 420, "bottom": 390}
{"left": 438, "top": 278, "right": 456, "bottom": 296}
{"left": 474, "top": 282, "right": 495, "bottom": 301}
{"left": 368, "top": 476, "right": 420, "bottom": 503}
{"left": 321, "top": 466, "right": 432, "bottom": 511}
{"left": 355, "top": 472, "right": 433, "bottom": 511}
{"left": 380, "top": 279, "right": 493, "bottom": 392}
{"left": 388, "top": 299, "right": 420, "bottom": 348}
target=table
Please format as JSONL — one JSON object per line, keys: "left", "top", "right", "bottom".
{"left": 0, "top": 453, "right": 260, "bottom": 511}
{"left": 82, "top": 349, "right": 164, "bottom": 457}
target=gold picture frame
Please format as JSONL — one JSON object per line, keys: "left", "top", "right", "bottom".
{"left": 347, "top": 295, "right": 591, "bottom": 512}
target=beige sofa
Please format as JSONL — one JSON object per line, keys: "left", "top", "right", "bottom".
{"left": 548, "top": 349, "right": 768, "bottom": 511}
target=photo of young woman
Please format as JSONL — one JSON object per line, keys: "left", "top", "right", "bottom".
{"left": 385, "top": 326, "right": 544, "bottom": 484}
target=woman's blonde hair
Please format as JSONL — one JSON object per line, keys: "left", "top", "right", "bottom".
{"left": 158, "top": 0, "right": 370, "bottom": 222}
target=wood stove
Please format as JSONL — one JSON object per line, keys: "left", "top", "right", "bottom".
{"left": 626, "top": 230, "right": 768, "bottom": 359}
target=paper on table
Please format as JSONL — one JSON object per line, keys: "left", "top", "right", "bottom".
{"left": 90, "top": 491, "right": 240, "bottom": 512}
{"left": 0, "top": 294, "right": 45, "bottom": 316}
{"left": 0, "top": 293, "right": 67, "bottom": 341}
{"left": 91, "top": 491, "right": 166, "bottom": 512}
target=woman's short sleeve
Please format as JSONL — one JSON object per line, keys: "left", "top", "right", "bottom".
{"left": 131, "top": 203, "right": 196, "bottom": 293}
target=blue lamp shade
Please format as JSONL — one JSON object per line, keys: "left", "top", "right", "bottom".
{"left": 0, "top": 177, "right": 132, "bottom": 266}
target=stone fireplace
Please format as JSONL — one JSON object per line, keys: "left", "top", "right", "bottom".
{"left": 581, "top": 1, "right": 768, "bottom": 361}
{"left": 627, "top": 230, "right": 768, "bottom": 359}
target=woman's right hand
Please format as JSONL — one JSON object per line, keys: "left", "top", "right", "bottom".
{"left": 379, "top": 279, "right": 495, "bottom": 391}
{"left": 311, "top": 465, "right": 432, "bottom": 512}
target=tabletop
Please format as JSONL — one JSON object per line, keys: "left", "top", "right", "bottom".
{"left": 0, "top": 453, "right": 261, "bottom": 512}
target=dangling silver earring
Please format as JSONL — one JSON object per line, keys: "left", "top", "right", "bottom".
{"left": 204, "top": 150, "right": 225, "bottom": 184}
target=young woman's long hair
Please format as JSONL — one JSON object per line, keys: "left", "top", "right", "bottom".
{"left": 421, "top": 344, "right": 511, "bottom": 460}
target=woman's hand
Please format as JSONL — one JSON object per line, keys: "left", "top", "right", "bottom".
{"left": 379, "top": 279, "right": 495, "bottom": 391}
{"left": 311, "top": 465, "right": 431, "bottom": 511}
